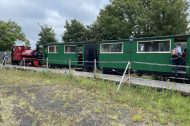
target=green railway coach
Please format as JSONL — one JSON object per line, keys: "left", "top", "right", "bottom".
{"left": 43, "top": 42, "right": 98, "bottom": 70}
{"left": 43, "top": 34, "right": 190, "bottom": 78}
{"left": 98, "top": 34, "right": 190, "bottom": 78}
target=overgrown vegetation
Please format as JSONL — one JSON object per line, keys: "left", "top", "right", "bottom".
{"left": 0, "top": 69, "right": 190, "bottom": 125}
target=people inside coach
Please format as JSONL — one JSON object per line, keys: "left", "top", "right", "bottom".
{"left": 171, "top": 43, "right": 185, "bottom": 77}
{"left": 183, "top": 48, "right": 187, "bottom": 65}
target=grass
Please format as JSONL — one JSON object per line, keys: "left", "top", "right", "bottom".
{"left": 0, "top": 68, "right": 190, "bottom": 125}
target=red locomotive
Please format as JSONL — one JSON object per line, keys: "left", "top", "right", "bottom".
{"left": 11, "top": 45, "right": 42, "bottom": 67}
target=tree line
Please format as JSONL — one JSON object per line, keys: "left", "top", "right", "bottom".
{"left": 0, "top": 0, "right": 189, "bottom": 51}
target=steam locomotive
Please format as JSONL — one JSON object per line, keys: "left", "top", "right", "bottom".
{"left": 11, "top": 45, "right": 42, "bottom": 67}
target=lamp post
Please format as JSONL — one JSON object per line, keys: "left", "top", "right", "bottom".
{"left": 129, "top": 35, "right": 134, "bottom": 63}
{"left": 129, "top": 24, "right": 139, "bottom": 74}
{"left": 129, "top": 25, "right": 139, "bottom": 63}
{"left": 127, "top": 35, "right": 134, "bottom": 85}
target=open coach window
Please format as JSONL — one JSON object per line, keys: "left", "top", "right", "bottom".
{"left": 64, "top": 45, "right": 77, "bottom": 53}
{"left": 138, "top": 40, "right": 170, "bottom": 53}
{"left": 100, "top": 42, "right": 123, "bottom": 53}
{"left": 48, "top": 45, "right": 58, "bottom": 53}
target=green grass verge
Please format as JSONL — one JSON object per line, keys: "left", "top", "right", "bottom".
{"left": 0, "top": 68, "right": 190, "bottom": 125}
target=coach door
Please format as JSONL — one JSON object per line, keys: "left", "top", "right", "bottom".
{"left": 76, "top": 45, "right": 83, "bottom": 65}
{"left": 84, "top": 43, "right": 97, "bottom": 70}
{"left": 174, "top": 36, "right": 187, "bottom": 75}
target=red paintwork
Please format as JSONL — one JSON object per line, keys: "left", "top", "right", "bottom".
{"left": 11, "top": 46, "right": 40, "bottom": 67}
{"left": 22, "top": 50, "right": 36, "bottom": 57}
{"left": 12, "top": 46, "right": 28, "bottom": 61}
{"left": 33, "top": 60, "right": 40, "bottom": 67}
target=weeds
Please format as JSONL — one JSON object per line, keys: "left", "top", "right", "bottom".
{"left": 0, "top": 68, "right": 190, "bottom": 125}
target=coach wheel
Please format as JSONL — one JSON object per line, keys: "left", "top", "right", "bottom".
{"left": 137, "top": 73, "right": 143, "bottom": 77}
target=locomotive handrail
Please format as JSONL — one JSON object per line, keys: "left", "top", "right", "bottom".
{"left": 20, "top": 57, "right": 44, "bottom": 60}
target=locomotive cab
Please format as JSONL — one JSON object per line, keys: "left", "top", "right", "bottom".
{"left": 11, "top": 46, "right": 30, "bottom": 65}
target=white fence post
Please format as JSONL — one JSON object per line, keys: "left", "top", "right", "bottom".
{"left": 23, "top": 58, "right": 25, "bottom": 70}
{"left": 46, "top": 57, "right": 48, "bottom": 69}
{"left": 69, "top": 58, "right": 71, "bottom": 74}
{"left": 1, "top": 58, "right": 5, "bottom": 68}
{"left": 4, "top": 57, "right": 6, "bottom": 66}
{"left": 94, "top": 59, "right": 97, "bottom": 78}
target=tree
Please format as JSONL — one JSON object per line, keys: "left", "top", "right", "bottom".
{"left": 62, "top": 19, "right": 88, "bottom": 42}
{"left": 146, "top": 0, "right": 189, "bottom": 36}
{"left": 25, "top": 39, "right": 30, "bottom": 46}
{"left": 90, "top": 0, "right": 189, "bottom": 40}
{"left": 37, "top": 24, "right": 57, "bottom": 45}
{"left": 0, "top": 20, "right": 26, "bottom": 51}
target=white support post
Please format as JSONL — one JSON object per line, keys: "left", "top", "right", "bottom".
{"left": 94, "top": 59, "right": 97, "bottom": 78}
{"left": 116, "top": 61, "right": 130, "bottom": 92}
{"left": 23, "top": 58, "right": 25, "bottom": 70}
{"left": 4, "top": 57, "right": 6, "bottom": 66}
{"left": 46, "top": 57, "right": 48, "bottom": 69}
{"left": 1, "top": 58, "right": 4, "bottom": 68}
{"left": 69, "top": 58, "right": 71, "bottom": 74}
{"left": 129, "top": 63, "right": 131, "bottom": 85}
{"left": 3, "top": 57, "right": 5, "bottom": 65}
{"left": 19, "top": 59, "right": 24, "bottom": 66}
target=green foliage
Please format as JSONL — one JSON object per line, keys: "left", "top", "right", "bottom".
{"left": 132, "top": 114, "right": 142, "bottom": 122}
{"left": 0, "top": 20, "right": 26, "bottom": 51}
{"left": 62, "top": 19, "right": 88, "bottom": 42}
{"left": 90, "top": 0, "right": 189, "bottom": 40}
{"left": 37, "top": 24, "right": 57, "bottom": 45}
{"left": 25, "top": 39, "right": 30, "bottom": 46}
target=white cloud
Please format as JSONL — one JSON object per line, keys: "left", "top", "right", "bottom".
{"left": 44, "top": 10, "right": 66, "bottom": 40}
{"left": 0, "top": 0, "right": 110, "bottom": 48}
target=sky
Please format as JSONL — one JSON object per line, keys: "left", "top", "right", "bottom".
{"left": 0, "top": 0, "right": 110, "bottom": 48}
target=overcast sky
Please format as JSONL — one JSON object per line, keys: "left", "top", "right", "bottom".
{"left": 0, "top": 0, "right": 110, "bottom": 48}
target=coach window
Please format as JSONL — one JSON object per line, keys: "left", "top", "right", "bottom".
{"left": 100, "top": 43, "right": 123, "bottom": 53}
{"left": 138, "top": 40, "right": 170, "bottom": 53}
{"left": 48, "top": 45, "right": 58, "bottom": 53}
{"left": 64, "top": 45, "right": 77, "bottom": 53}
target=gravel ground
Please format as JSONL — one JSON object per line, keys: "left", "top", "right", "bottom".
{"left": 0, "top": 84, "right": 162, "bottom": 126}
